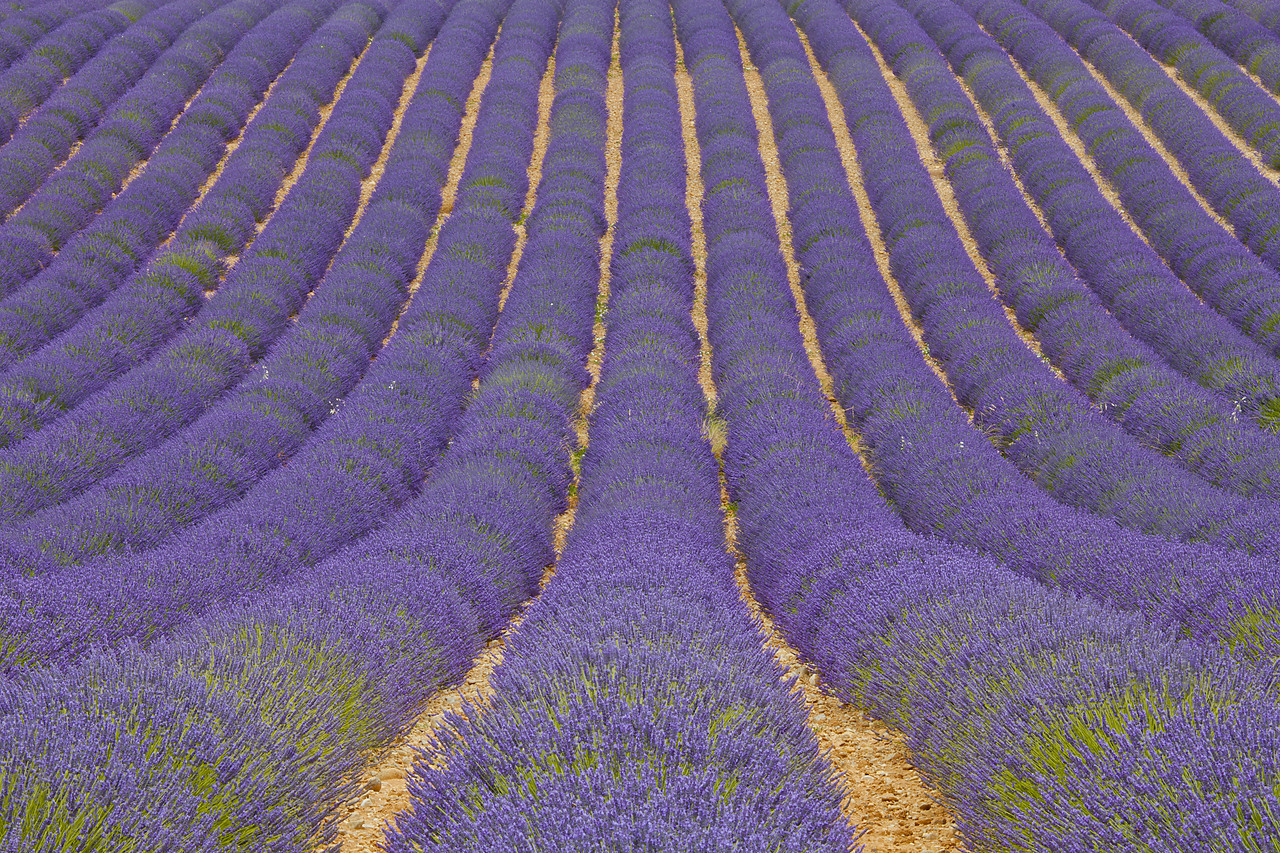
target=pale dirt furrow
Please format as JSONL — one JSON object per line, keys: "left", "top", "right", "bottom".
{"left": 980, "top": 29, "right": 1159, "bottom": 254}
{"left": 344, "top": 46, "right": 435, "bottom": 244}
{"left": 326, "top": 15, "right": 624, "bottom": 850}
{"left": 1073, "top": 46, "right": 1235, "bottom": 235}
{"left": 224, "top": 36, "right": 370, "bottom": 273}
{"left": 322, "top": 42, "right": 499, "bottom": 851}
{"left": 176, "top": 47, "right": 300, "bottom": 244}
{"left": 1107, "top": 20, "right": 1280, "bottom": 186}
{"left": 9, "top": 71, "right": 205, "bottom": 228}
{"left": 848, "top": 23, "right": 1065, "bottom": 381}
{"left": 677, "top": 26, "right": 960, "bottom": 853}
{"left": 466, "top": 49, "right": 556, "bottom": 384}
{"left": 290, "top": 39, "right": 436, "bottom": 322}
{"left": 381, "top": 40, "right": 499, "bottom": 351}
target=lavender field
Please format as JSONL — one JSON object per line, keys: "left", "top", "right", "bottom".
{"left": 3, "top": 0, "right": 1279, "bottom": 847}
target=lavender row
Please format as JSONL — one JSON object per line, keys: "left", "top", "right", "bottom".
{"left": 0, "top": 0, "right": 360, "bottom": 456}
{"left": 1152, "top": 0, "right": 1280, "bottom": 96}
{"left": 1224, "top": 0, "right": 1280, "bottom": 35}
{"left": 0, "top": 0, "right": 387, "bottom": 521}
{"left": 843, "top": 0, "right": 1280, "bottom": 558}
{"left": 887, "top": 0, "right": 1280, "bottom": 494}
{"left": 0, "top": 0, "right": 279, "bottom": 299}
{"left": 0, "top": 0, "right": 150, "bottom": 145}
{"left": 926, "top": 0, "right": 1280, "bottom": 452}
{"left": 0, "top": 0, "right": 307, "bottom": 387}
{"left": 747, "top": 0, "right": 1280, "bottom": 658}
{"left": 1019, "top": 0, "right": 1280, "bottom": 311}
{"left": 0, "top": 0, "right": 579, "bottom": 844}
{"left": 2, "top": 0, "right": 453, "bottom": 559}
{"left": 0, "top": 0, "right": 531, "bottom": 668}
{"left": 392, "top": 2, "right": 853, "bottom": 845}
{"left": 964, "top": 0, "right": 1280, "bottom": 366}
{"left": 1087, "top": 0, "right": 1280, "bottom": 164}
{"left": 713, "top": 1, "right": 1279, "bottom": 848}
{"left": 0, "top": 0, "right": 230, "bottom": 225}
{"left": 0, "top": 0, "right": 116, "bottom": 72}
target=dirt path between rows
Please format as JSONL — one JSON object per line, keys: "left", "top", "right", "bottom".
{"left": 848, "top": 24, "right": 1062, "bottom": 382}
{"left": 676, "top": 24, "right": 961, "bottom": 852}
{"left": 381, "top": 39, "right": 500, "bottom": 350}
{"left": 327, "top": 13, "right": 624, "bottom": 850}
{"left": 1110, "top": 21, "right": 1280, "bottom": 187}
{"left": 325, "top": 37, "right": 502, "bottom": 852}
{"left": 1074, "top": 48, "right": 1234, "bottom": 235}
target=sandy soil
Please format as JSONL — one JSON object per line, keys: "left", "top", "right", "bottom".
{"left": 344, "top": 46, "right": 436, "bottom": 245}
{"left": 677, "top": 23, "right": 962, "bottom": 851}
{"left": 178, "top": 45, "right": 302, "bottom": 238}
{"left": 995, "top": 41, "right": 1152, "bottom": 243}
{"left": 326, "top": 18, "right": 625, "bottom": 851}
{"left": 1123, "top": 26, "right": 1280, "bottom": 186}
{"left": 321, "top": 42, "right": 498, "bottom": 853}
{"left": 1075, "top": 49, "right": 1234, "bottom": 235}
{"left": 381, "top": 41, "right": 497, "bottom": 350}
{"left": 849, "top": 25, "right": 1062, "bottom": 382}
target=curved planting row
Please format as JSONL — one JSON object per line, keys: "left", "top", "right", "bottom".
{"left": 1224, "top": 0, "right": 1280, "bottom": 34}
{"left": 0, "top": 0, "right": 278, "bottom": 297}
{"left": 0, "top": 0, "right": 541, "bottom": 846}
{"left": 821, "top": 0, "right": 1280, "bottom": 559}
{"left": 696, "top": 1, "right": 1279, "bottom": 850}
{"left": 925, "top": 0, "right": 1280, "bottom": 442}
{"left": 0, "top": 0, "right": 422, "bottom": 534}
{"left": 0, "top": 0, "right": 229, "bottom": 223}
{"left": 1021, "top": 0, "right": 1280, "bottom": 288}
{"left": 1152, "top": 0, "right": 1280, "bottom": 97}
{"left": 0, "top": 0, "right": 602, "bottom": 845}
{"left": 0, "top": 0, "right": 151, "bottom": 145}
{"left": 741, "top": 0, "right": 1280, "bottom": 658}
{"left": 0, "top": 0, "right": 323, "bottom": 407}
{"left": 0, "top": 0, "right": 553, "bottom": 669}
{"left": 2, "top": 0, "right": 450, "bottom": 559}
{"left": 1088, "top": 0, "right": 1280, "bottom": 164}
{"left": 0, "top": 0, "right": 119, "bottom": 74}
{"left": 0, "top": 0, "right": 352, "bottom": 452}
{"left": 390, "top": 1, "right": 853, "bottom": 845}
{"left": 967, "top": 0, "right": 1280, "bottom": 363}
{"left": 907, "top": 0, "right": 1280, "bottom": 464}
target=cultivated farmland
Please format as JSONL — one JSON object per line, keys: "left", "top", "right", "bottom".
{"left": 2, "top": 0, "right": 1279, "bottom": 848}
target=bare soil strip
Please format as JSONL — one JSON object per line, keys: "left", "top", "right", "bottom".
{"left": 381, "top": 41, "right": 499, "bottom": 350}
{"left": 1073, "top": 49, "right": 1234, "bottom": 234}
{"left": 850, "top": 25, "right": 1064, "bottom": 381}
{"left": 328, "top": 17, "right": 625, "bottom": 850}
{"left": 345, "top": 46, "right": 435, "bottom": 245}
{"left": 986, "top": 35, "right": 1158, "bottom": 249}
{"left": 955, "top": 41, "right": 1217, "bottom": 314}
{"left": 677, "top": 26, "right": 960, "bottom": 851}
{"left": 325, "top": 45, "right": 499, "bottom": 851}
{"left": 225, "top": 44, "right": 369, "bottom": 273}
{"left": 293, "top": 42, "right": 437, "bottom": 323}
{"left": 177, "top": 49, "right": 302, "bottom": 241}
{"left": 499, "top": 58, "right": 557, "bottom": 315}
{"left": 1110, "top": 23, "right": 1280, "bottom": 186}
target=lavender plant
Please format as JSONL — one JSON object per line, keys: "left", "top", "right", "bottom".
{"left": 388, "top": 2, "right": 855, "bottom": 846}
{"left": 0, "top": 0, "right": 450, "bottom": 547}
{"left": 0, "top": 0, "right": 361, "bottom": 451}
{"left": 698, "top": 0, "right": 1279, "bottom": 848}
{"left": 782, "top": 0, "right": 1280, "bottom": 659}
{"left": 0, "top": 0, "right": 226, "bottom": 222}
{"left": 0, "top": 0, "right": 151, "bottom": 145}
{"left": 0, "top": 0, "right": 281, "bottom": 297}
{"left": 1020, "top": 0, "right": 1280, "bottom": 290}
